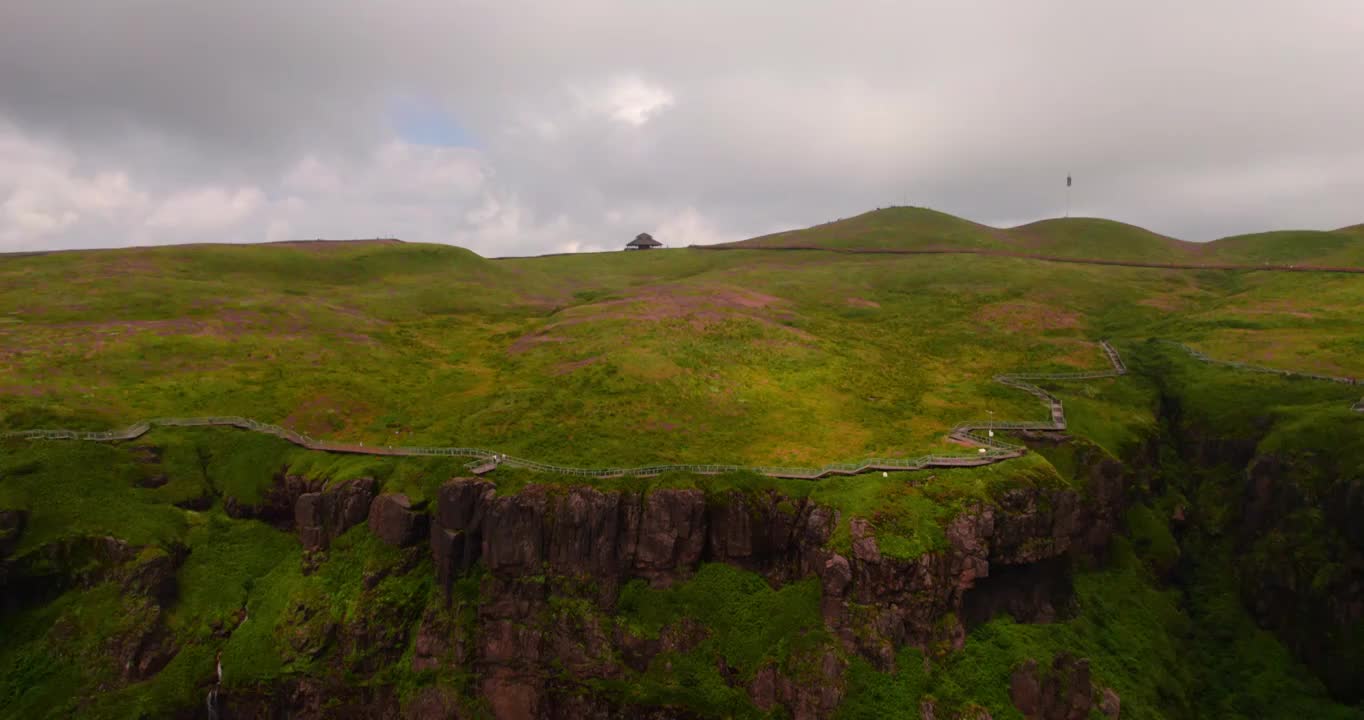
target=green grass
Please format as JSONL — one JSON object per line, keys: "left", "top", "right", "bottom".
{"left": 730, "top": 206, "right": 1364, "bottom": 267}
{"left": 608, "top": 563, "right": 827, "bottom": 716}
{"left": 170, "top": 511, "right": 299, "bottom": 643}
{"left": 836, "top": 535, "right": 1362, "bottom": 720}
{"left": 0, "top": 441, "right": 189, "bottom": 554}
{"left": 3, "top": 207, "right": 1364, "bottom": 717}
{"left": 3, "top": 212, "right": 1360, "bottom": 473}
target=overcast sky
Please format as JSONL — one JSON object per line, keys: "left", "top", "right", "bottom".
{"left": 2, "top": 1, "right": 1363, "bottom": 255}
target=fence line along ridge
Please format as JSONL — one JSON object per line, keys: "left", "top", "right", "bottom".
{"left": 3, "top": 342, "right": 1131, "bottom": 479}
{"left": 1160, "top": 340, "right": 1363, "bottom": 412}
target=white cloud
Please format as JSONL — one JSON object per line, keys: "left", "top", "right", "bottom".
{"left": 653, "top": 207, "right": 728, "bottom": 247}
{"left": 146, "top": 186, "right": 265, "bottom": 234}
{"left": 4, "top": 2, "right": 1364, "bottom": 253}
{"left": 589, "top": 75, "right": 676, "bottom": 127}
{"left": 0, "top": 124, "right": 150, "bottom": 249}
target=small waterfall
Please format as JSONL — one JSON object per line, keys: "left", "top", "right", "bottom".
{"left": 206, "top": 653, "right": 222, "bottom": 720}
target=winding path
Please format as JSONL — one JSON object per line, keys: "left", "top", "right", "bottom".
{"left": 1161, "top": 340, "right": 1363, "bottom": 412}
{"left": 0, "top": 343, "right": 1128, "bottom": 480}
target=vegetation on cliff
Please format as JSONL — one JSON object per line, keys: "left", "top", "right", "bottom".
{"left": 2, "top": 209, "right": 1363, "bottom": 718}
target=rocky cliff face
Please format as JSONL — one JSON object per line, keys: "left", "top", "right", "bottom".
{"left": 2, "top": 443, "right": 1130, "bottom": 719}
{"left": 1156, "top": 384, "right": 1364, "bottom": 703}
{"left": 409, "top": 447, "right": 1127, "bottom": 718}
{"left": 1227, "top": 451, "right": 1364, "bottom": 700}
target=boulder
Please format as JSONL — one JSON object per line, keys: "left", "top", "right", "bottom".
{"left": 1009, "top": 654, "right": 1097, "bottom": 720}
{"left": 369, "top": 493, "right": 426, "bottom": 547}
{"left": 295, "top": 477, "right": 377, "bottom": 551}
{"left": 120, "top": 547, "right": 183, "bottom": 605}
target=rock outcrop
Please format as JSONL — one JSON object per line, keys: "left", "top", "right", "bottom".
{"left": 420, "top": 454, "right": 1127, "bottom": 718}
{"left": 368, "top": 493, "right": 427, "bottom": 547}
{"left": 1009, "top": 654, "right": 1120, "bottom": 720}
{"left": 225, "top": 473, "right": 322, "bottom": 529}
{"left": 294, "top": 477, "right": 377, "bottom": 551}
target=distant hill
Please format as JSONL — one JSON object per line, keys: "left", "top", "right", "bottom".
{"left": 1205, "top": 229, "right": 1364, "bottom": 266}
{"left": 1006, "top": 217, "right": 1192, "bottom": 263}
{"left": 736, "top": 207, "right": 1008, "bottom": 251}
{"left": 719, "top": 206, "right": 1364, "bottom": 267}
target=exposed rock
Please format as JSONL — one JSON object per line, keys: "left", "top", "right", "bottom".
{"left": 821, "top": 554, "right": 852, "bottom": 596}
{"left": 412, "top": 602, "right": 467, "bottom": 672}
{"left": 218, "top": 678, "right": 400, "bottom": 719}
{"left": 849, "top": 517, "right": 882, "bottom": 563}
{"left": 136, "top": 473, "right": 169, "bottom": 488}
{"left": 342, "top": 597, "right": 422, "bottom": 674}
{"left": 962, "top": 557, "right": 1072, "bottom": 628}
{"left": 748, "top": 665, "right": 779, "bottom": 711}
{"left": 1009, "top": 654, "right": 1097, "bottom": 720}
{"left": 435, "top": 477, "right": 495, "bottom": 531}
{"left": 119, "top": 547, "right": 184, "bottom": 605}
{"left": 630, "top": 488, "right": 706, "bottom": 584}
{"left": 295, "top": 477, "right": 378, "bottom": 551}
{"left": 172, "top": 493, "right": 213, "bottom": 512}
{"left": 482, "top": 672, "right": 541, "bottom": 720}
{"left": 430, "top": 526, "right": 472, "bottom": 593}
{"left": 369, "top": 492, "right": 426, "bottom": 547}
{"left": 547, "top": 486, "right": 623, "bottom": 581}
{"left": 481, "top": 488, "right": 549, "bottom": 573}
{"left": 1099, "top": 687, "right": 1121, "bottom": 718}
{"left": 405, "top": 686, "right": 462, "bottom": 720}
{"left": 1010, "top": 659, "right": 1044, "bottom": 717}
{"left": 117, "top": 621, "right": 177, "bottom": 682}
{"left": 412, "top": 450, "right": 1129, "bottom": 718}
{"left": 96, "top": 591, "right": 179, "bottom": 682}
{"left": 225, "top": 472, "right": 322, "bottom": 529}
{"left": 431, "top": 478, "right": 495, "bottom": 592}
{"left": 2, "top": 535, "right": 141, "bottom": 613}
{"left": 1227, "top": 449, "right": 1364, "bottom": 700}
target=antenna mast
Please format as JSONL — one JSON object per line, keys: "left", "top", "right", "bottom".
{"left": 1065, "top": 173, "right": 1072, "bottom": 218}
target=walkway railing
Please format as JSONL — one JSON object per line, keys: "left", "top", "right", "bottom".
{"left": 2, "top": 343, "right": 1131, "bottom": 479}
{"left": 947, "top": 340, "right": 1127, "bottom": 450}
{"left": 1161, "top": 340, "right": 1363, "bottom": 412}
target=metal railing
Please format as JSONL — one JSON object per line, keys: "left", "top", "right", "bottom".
{"left": 947, "top": 340, "right": 1127, "bottom": 450}
{"left": 1161, "top": 340, "right": 1363, "bottom": 412}
{"left": 2, "top": 342, "right": 1132, "bottom": 478}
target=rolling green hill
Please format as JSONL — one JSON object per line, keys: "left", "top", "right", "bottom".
{"left": 734, "top": 206, "right": 1007, "bottom": 251}
{"left": 723, "top": 206, "right": 1364, "bottom": 267}
{"left": 3, "top": 209, "right": 1364, "bottom": 719}
{"left": 1204, "top": 229, "right": 1364, "bottom": 266}
{"left": 2, "top": 211, "right": 1361, "bottom": 466}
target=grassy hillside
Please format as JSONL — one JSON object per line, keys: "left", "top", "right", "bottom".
{"left": 734, "top": 207, "right": 1007, "bottom": 251}
{"left": 2, "top": 216, "right": 1361, "bottom": 470}
{"left": 1204, "top": 229, "right": 1364, "bottom": 266}
{"left": 1006, "top": 217, "right": 1190, "bottom": 263}
{"left": 723, "top": 206, "right": 1364, "bottom": 268}
{"left": 3, "top": 209, "right": 1364, "bottom": 719}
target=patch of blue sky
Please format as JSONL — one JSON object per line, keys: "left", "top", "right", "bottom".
{"left": 389, "top": 95, "right": 477, "bottom": 148}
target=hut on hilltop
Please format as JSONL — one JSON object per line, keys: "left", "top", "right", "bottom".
{"left": 625, "top": 233, "right": 663, "bottom": 250}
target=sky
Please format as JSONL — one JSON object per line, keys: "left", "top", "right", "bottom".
{"left": 2, "top": 1, "right": 1363, "bottom": 256}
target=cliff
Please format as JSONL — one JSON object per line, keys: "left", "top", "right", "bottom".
{"left": 182, "top": 440, "right": 1127, "bottom": 719}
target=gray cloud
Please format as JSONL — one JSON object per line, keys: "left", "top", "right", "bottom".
{"left": 3, "top": 0, "right": 1363, "bottom": 254}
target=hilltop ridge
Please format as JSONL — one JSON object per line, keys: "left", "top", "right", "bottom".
{"left": 719, "top": 206, "right": 1364, "bottom": 266}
